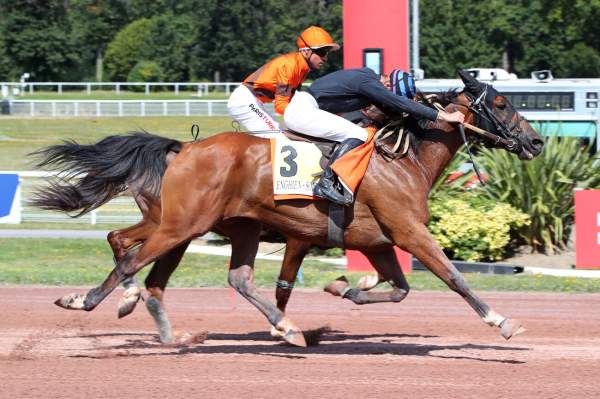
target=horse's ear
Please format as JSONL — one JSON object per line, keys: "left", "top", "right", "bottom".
{"left": 458, "top": 70, "right": 484, "bottom": 94}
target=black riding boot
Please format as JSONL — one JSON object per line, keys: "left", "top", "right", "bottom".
{"left": 313, "top": 138, "right": 364, "bottom": 205}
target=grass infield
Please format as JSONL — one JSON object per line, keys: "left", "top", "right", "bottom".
{"left": 0, "top": 116, "right": 238, "bottom": 170}
{"left": 1, "top": 238, "right": 598, "bottom": 292}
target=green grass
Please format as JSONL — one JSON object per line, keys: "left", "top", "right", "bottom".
{"left": 0, "top": 116, "right": 235, "bottom": 170}
{"left": 0, "top": 222, "right": 130, "bottom": 230}
{"left": 1, "top": 238, "right": 598, "bottom": 292}
{"left": 18, "top": 90, "right": 229, "bottom": 100}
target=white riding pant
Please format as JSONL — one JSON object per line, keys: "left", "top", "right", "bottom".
{"left": 283, "top": 91, "right": 368, "bottom": 143}
{"left": 227, "top": 85, "right": 281, "bottom": 133}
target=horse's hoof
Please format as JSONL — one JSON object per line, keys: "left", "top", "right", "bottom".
{"left": 356, "top": 274, "right": 380, "bottom": 291}
{"left": 500, "top": 318, "right": 526, "bottom": 340}
{"left": 173, "top": 331, "right": 207, "bottom": 346}
{"left": 270, "top": 326, "right": 285, "bottom": 339}
{"left": 145, "top": 296, "right": 173, "bottom": 344}
{"left": 54, "top": 293, "right": 86, "bottom": 310}
{"left": 275, "top": 318, "right": 307, "bottom": 347}
{"left": 117, "top": 286, "right": 141, "bottom": 319}
{"left": 324, "top": 276, "right": 349, "bottom": 297}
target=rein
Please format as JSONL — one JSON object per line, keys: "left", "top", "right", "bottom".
{"left": 430, "top": 98, "right": 509, "bottom": 186}
{"left": 432, "top": 102, "right": 515, "bottom": 149}
{"left": 432, "top": 98, "right": 486, "bottom": 185}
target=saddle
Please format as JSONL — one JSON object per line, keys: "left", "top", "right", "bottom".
{"left": 275, "top": 111, "right": 412, "bottom": 248}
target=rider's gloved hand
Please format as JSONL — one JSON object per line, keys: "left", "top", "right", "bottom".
{"left": 437, "top": 110, "right": 465, "bottom": 124}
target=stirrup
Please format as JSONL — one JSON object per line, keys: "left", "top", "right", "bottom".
{"left": 314, "top": 179, "right": 351, "bottom": 206}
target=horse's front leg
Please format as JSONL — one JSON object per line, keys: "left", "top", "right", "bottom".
{"left": 275, "top": 238, "right": 311, "bottom": 312}
{"left": 227, "top": 222, "right": 307, "bottom": 347}
{"left": 270, "top": 238, "right": 311, "bottom": 339}
{"left": 399, "top": 224, "right": 525, "bottom": 340}
{"left": 143, "top": 240, "right": 190, "bottom": 343}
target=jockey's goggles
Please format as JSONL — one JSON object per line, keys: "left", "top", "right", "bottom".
{"left": 311, "top": 47, "right": 331, "bottom": 57}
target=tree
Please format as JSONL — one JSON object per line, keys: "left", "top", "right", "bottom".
{"left": 419, "top": 0, "right": 600, "bottom": 79}
{"left": 69, "top": 0, "right": 130, "bottom": 81}
{"left": 142, "top": 13, "right": 197, "bottom": 81}
{"left": 420, "top": 0, "right": 503, "bottom": 78}
{"left": 557, "top": 43, "right": 600, "bottom": 78}
{"left": 104, "top": 18, "right": 154, "bottom": 81}
{"left": 187, "top": 0, "right": 342, "bottom": 82}
{"left": 0, "top": 0, "right": 79, "bottom": 81}
{"left": 0, "top": 33, "right": 15, "bottom": 80}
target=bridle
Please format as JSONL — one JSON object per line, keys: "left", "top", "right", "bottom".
{"left": 430, "top": 85, "right": 527, "bottom": 185}
{"left": 463, "top": 84, "right": 524, "bottom": 153}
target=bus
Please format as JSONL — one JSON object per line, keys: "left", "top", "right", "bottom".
{"left": 416, "top": 76, "right": 600, "bottom": 152}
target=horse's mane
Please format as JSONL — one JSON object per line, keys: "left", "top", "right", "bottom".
{"left": 372, "top": 89, "right": 462, "bottom": 160}
{"left": 416, "top": 89, "right": 461, "bottom": 108}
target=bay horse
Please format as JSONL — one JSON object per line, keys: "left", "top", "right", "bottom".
{"left": 32, "top": 71, "right": 543, "bottom": 347}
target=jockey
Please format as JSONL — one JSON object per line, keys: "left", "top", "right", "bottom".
{"left": 227, "top": 26, "right": 340, "bottom": 132}
{"left": 284, "top": 68, "right": 465, "bottom": 205}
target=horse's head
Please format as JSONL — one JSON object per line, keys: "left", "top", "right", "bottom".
{"left": 457, "top": 70, "right": 544, "bottom": 160}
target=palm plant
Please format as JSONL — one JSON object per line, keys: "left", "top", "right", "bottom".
{"left": 475, "top": 136, "right": 600, "bottom": 253}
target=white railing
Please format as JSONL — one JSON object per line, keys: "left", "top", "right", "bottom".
{"left": 4, "top": 171, "right": 141, "bottom": 225}
{"left": 5, "top": 99, "right": 259, "bottom": 117}
{"left": 1, "top": 82, "right": 242, "bottom": 96}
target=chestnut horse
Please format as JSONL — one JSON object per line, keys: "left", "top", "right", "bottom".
{"left": 109, "top": 208, "right": 313, "bottom": 344}
{"left": 32, "top": 71, "right": 543, "bottom": 347}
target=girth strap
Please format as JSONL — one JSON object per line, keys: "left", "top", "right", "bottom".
{"left": 327, "top": 202, "right": 345, "bottom": 248}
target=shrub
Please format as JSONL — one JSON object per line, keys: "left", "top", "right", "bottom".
{"left": 429, "top": 193, "right": 530, "bottom": 262}
{"left": 127, "top": 61, "right": 164, "bottom": 88}
{"left": 475, "top": 136, "right": 600, "bottom": 253}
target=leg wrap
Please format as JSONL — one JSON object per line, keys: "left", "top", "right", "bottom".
{"left": 342, "top": 288, "right": 360, "bottom": 302}
{"left": 276, "top": 279, "right": 295, "bottom": 290}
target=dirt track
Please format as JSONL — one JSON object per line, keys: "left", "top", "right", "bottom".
{"left": 1, "top": 287, "right": 599, "bottom": 398}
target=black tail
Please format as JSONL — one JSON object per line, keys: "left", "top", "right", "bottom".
{"left": 29, "top": 131, "right": 181, "bottom": 216}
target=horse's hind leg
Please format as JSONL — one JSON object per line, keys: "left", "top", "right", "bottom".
{"left": 107, "top": 219, "right": 159, "bottom": 318}
{"left": 399, "top": 224, "right": 524, "bottom": 340}
{"left": 118, "top": 275, "right": 141, "bottom": 318}
{"left": 55, "top": 219, "right": 204, "bottom": 312}
{"left": 55, "top": 219, "right": 158, "bottom": 313}
{"left": 227, "top": 221, "right": 306, "bottom": 347}
{"left": 107, "top": 218, "right": 157, "bottom": 260}
{"left": 324, "top": 248, "right": 410, "bottom": 305}
{"left": 111, "top": 192, "right": 163, "bottom": 317}
{"left": 144, "top": 240, "right": 190, "bottom": 344}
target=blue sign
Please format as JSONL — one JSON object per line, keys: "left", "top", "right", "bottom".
{"left": 0, "top": 174, "right": 19, "bottom": 217}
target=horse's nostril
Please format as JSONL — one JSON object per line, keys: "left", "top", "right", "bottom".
{"left": 532, "top": 139, "right": 544, "bottom": 150}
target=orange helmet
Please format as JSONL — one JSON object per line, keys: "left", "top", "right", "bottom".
{"left": 296, "top": 26, "right": 340, "bottom": 51}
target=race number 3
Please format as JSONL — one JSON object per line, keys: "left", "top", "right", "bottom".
{"left": 280, "top": 145, "right": 298, "bottom": 177}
